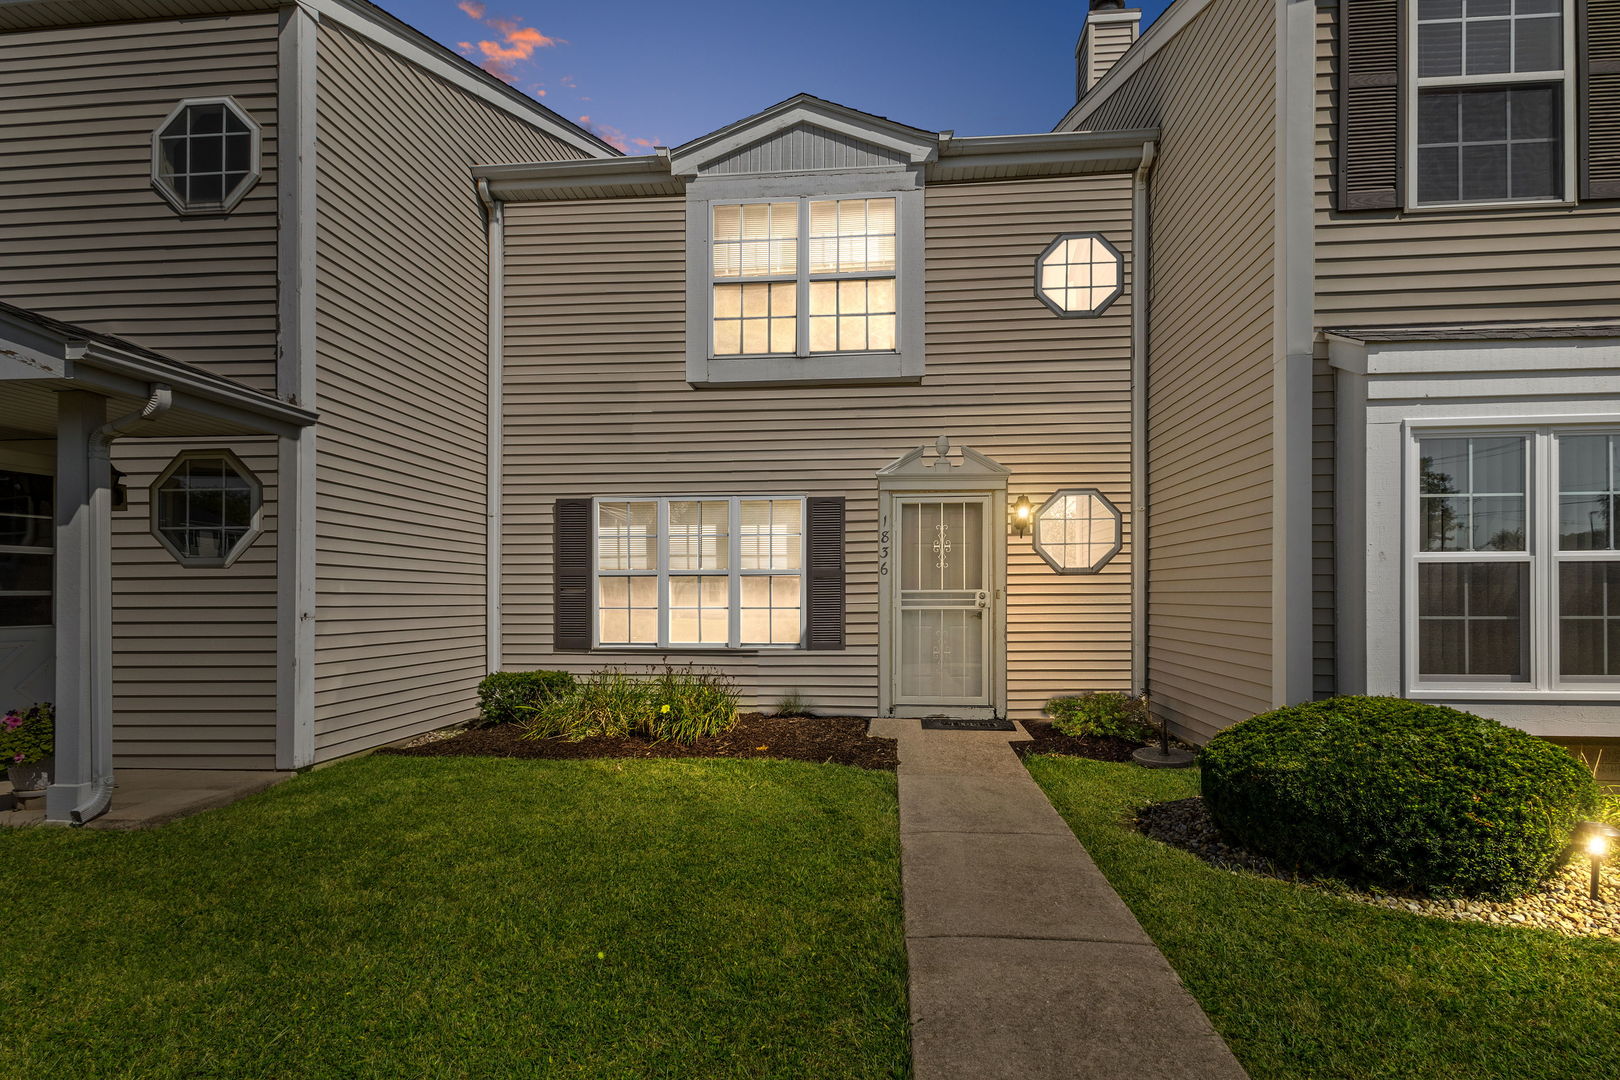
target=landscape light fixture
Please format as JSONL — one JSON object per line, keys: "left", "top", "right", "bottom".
{"left": 1583, "top": 822, "right": 1619, "bottom": 902}
{"left": 1010, "top": 494, "right": 1033, "bottom": 537}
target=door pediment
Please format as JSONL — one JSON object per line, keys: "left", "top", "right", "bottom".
{"left": 878, "top": 436, "right": 1010, "bottom": 490}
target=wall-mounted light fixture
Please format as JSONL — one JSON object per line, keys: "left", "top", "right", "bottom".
{"left": 1010, "top": 494, "right": 1033, "bottom": 537}
{"left": 1583, "top": 821, "right": 1619, "bottom": 901}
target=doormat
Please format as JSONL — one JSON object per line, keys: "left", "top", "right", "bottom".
{"left": 920, "top": 716, "right": 1016, "bottom": 731}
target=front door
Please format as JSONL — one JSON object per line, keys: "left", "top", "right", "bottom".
{"left": 891, "top": 495, "right": 994, "bottom": 713}
{"left": 0, "top": 468, "right": 53, "bottom": 710}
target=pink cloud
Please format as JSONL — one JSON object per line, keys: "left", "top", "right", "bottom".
{"left": 631, "top": 137, "right": 654, "bottom": 148}
{"left": 457, "top": 0, "right": 484, "bottom": 17}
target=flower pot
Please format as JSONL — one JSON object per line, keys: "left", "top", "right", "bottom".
{"left": 8, "top": 756, "right": 52, "bottom": 800}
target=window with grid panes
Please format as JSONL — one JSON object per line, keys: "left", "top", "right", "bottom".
{"left": 152, "top": 99, "right": 259, "bottom": 213}
{"left": 1410, "top": 429, "right": 1620, "bottom": 691}
{"left": 1412, "top": 0, "right": 1570, "bottom": 205}
{"left": 710, "top": 197, "right": 897, "bottom": 358}
{"left": 595, "top": 497, "right": 805, "bottom": 648}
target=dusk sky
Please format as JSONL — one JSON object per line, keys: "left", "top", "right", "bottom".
{"left": 376, "top": 0, "right": 1175, "bottom": 152}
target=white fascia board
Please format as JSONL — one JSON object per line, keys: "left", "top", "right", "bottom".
{"left": 668, "top": 97, "right": 939, "bottom": 177}
{"left": 1361, "top": 338, "right": 1620, "bottom": 375}
{"left": 299, "top": 0, "right": 618, "bottom": 158}
{"left": 1056, "top": 0, "right": 1216, "bottom": 131}
{"left": 475, "top": 155, "right": 681, "bottom": 200}
{"left": 80, "top": 345, "right": 318, "bottom": 433}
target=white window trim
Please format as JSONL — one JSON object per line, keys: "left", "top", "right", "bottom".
{"left": 1403, "top": 0, "right": 1578, "bottom": 210}
{"left": 590, "top": 495, "right": 808, "bottom": 651}
{"left": 150, "top": 97, "right": 263, "bottom": 217}
{"left": 1403, "top": 421, "right": 1620, "bottom": 699}
{"left": 149, "top": 448, "right": 264, "bottom": 569}
{"left": 685, "top": 171, "right": 925, "bottom": 388}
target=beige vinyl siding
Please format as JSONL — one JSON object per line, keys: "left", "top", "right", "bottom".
{"left": 0, "top": 14, "right": 284, "bottom": 767}
{"left": 1314, "top": 4, "right": 1620, "bottom": 324}
{"left": 0, "top": 13, "right": 281, "bottom": 389}
{"left": 111, "top": 437, "right": 279, "bottom": 769}
{"left": 310, "top": 22, "right": 589, "bottom": 761}
{"left": 1075, "top": 0, "right": 1277, "bottom": 740}
{"left": 500, "top": 176, "right": 1135, "bottom": 720}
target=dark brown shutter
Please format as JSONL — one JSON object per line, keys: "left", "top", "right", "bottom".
{"left": 553, "top": 498, "right": 591, "bottom": 651}
{"left": 1337, "top": 0, "right": 1402, "bottom": 210}
{"left": 805, "top": 496, "right": 846, "bottom": 651}
{"left": 1581, "top": 0, "right": 1620, "bottom": 200}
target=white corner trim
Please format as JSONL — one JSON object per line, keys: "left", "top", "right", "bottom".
{"left": 1058, "top": 0, "right": 1216, "bottom": 130}
{"left": 299, "top": 0, "right": 616, "bottom": 158}
{"left": 276, "top": 4, "right": 318, "bottom": 770}
{"left": 1271, "top": 0, "right": 1317, "bottom": 707}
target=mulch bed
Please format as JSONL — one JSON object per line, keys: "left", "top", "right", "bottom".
{"left": 380, "top": 713, "right": 899, "bottom": 771}
{"left": 1011, "top": 718, "right": 1143, "bottom": 763}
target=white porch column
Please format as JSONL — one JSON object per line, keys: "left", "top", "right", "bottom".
{"left": 45, "top": 391, "right": 113, "bottom": 825}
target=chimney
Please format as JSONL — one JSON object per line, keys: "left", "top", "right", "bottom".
{"left": 1076, "top": 1, "right": 1142, "bottom": 99}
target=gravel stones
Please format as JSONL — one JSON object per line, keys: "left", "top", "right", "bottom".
{"left": 1136, "top": 796, "right": 1620, "bottom": 939}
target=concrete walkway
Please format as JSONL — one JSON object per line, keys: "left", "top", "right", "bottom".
{"left": 869, "top": 717, "right": 1246, "bottom": 1080}
{"left": 0, "top": 769, "right": 291, "bottom": 829}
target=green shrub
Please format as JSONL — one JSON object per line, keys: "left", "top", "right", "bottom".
{"left": 1200, "top": 696, "right": 1601, "bottom": 899}
{"left": 1044, "top": 692, "right": 1153, "bottom": 741}
{"left": 520, "top": 666, "right": 739, "bottom": 744}
{"left": 476, "top": 670, "right": 575, "bottom": 727}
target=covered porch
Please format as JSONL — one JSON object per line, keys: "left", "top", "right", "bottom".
{"left": 0, "top": 301, "right": 315, "bottom": 825}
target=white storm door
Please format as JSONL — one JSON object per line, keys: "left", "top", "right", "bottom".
{"left": 0, "top": 468, "right": 54, "bottom": 709}
{"left": 893, "top": 496, "right": 993, "bottom": 710}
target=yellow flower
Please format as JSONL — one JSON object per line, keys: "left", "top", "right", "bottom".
{"left": 660, "top": 704, "right": 670, "bottom": 714}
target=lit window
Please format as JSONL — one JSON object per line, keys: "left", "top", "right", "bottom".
{"left": 1409, "top": 429, "right": 1620, "bottom": 690}
{"left": 1034, "top": 234, "right": 1122, "bottom": 318}
{"left": 1032, "top": 489, "right": 1122, "bottom": 573}
{"left": 1411, "top": 0, "right": 1569, "bottom": 205}
{"left": 151, "top": 99, "right": 260, "bottom": 214}
{"left": 595, "top": 496, "right": 804, "bottom": 648}
{"left": 710, "top": 197, "right": 898, "bottom": 357}
{"left": 150, "top": 451, "right": 262, "bottom": 568}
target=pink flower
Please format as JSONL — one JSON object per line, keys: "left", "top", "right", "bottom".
{"left": 12, "top": 753, "right": 23, "bottom": 763}
{"left": 2, "top": 714, "right": 20, "bottom": 730}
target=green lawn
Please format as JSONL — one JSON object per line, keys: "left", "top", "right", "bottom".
{"left": 1025, "top": 756, "right": 1620, "bottom": 1080}
{"left": 0, "top": 756, "right": 909, "bottom": 1079}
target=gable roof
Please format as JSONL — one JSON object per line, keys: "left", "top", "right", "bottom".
{"left": 667, "top": 93, "right": 939, "bottom": 178}
{"left": 0, "top": 0, "right": 619, "bottom": 158}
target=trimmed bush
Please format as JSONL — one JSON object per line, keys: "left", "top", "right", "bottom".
{"left": 520, "top": 666, "right": 740, "bottom": 744}
{"left": 1200, "top": 696, "right": 1600, "bottom": 899}
{"left": 476, "top": 670, "right": 575, "bottom": 727}
{"left": 1045, "top": 692, "right": 1153, "bottom": 741}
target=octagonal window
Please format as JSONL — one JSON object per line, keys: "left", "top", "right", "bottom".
{"left": 1035, "top": 233, "right": 1122, "bottom": 318}
{"left": 1033, "top": 488, "right": 1121, "bottom": 574}
{"left": 151, "top": 99, "right": 260, "bottom": 215}
{"left": 151, "top": 451, "right": 262, "bottom": 568}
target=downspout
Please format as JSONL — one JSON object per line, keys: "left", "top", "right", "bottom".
{"left": 72, "top": 383, "right": 172, "bottom": 825}
{"left": 1130, "top": 141, "right": 1155, "bottom": 701}
{"left": 478, "top": 179, "right": 504, "bottom": 676}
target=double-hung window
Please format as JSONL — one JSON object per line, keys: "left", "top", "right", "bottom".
{"left": 710, "top": 197, "right": 898, "bottom": 358}
{"left": 1410, "top": 427, "right": 1620, "bottom": 692}
{"left": 594, "top": 496, "right": 805, "bottom": 649}
{"left": 1410, "top": 0, "right": 1574, "bottom": 206}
